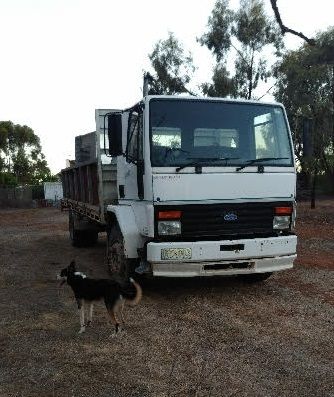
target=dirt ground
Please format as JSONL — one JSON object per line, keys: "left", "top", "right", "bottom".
{"left": 0, "top": 200, "right": 334, "bottom": 397}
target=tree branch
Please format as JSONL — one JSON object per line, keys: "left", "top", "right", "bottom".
{"left": 270, "top": 0, "right": 316, "bottom": 46}
{"left": 256, "top": 83, "right": 276, "bottom": 100}
{"left": 147, "top": 70, "right": 198, "bottom": 96}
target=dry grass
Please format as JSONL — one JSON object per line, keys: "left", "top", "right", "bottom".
{"left": 0, "top": 203, "right": 334, "bottom": 397}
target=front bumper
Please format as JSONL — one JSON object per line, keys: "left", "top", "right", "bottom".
{"left": 147, "top": 235, "right": 297, "bottom": 277}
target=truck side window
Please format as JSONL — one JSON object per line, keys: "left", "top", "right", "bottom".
{"left": 127, "top": 110, "right": 143, "bottom": 163}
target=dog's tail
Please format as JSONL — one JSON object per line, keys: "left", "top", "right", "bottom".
{"left": 123, "top": 278, "right": 142, "bottom": 307}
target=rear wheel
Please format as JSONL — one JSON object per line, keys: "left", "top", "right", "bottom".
{"left": 69, "top": 211, "right": 98, "bottom": 247}
{"left": 69, "top": 211, "right": 84, "bottom": 247}
{"left": 83, "top": 230, "right": 98, "bottom": 246}
{"left": 106, "top": 225, "right": 134, "bottom": 282}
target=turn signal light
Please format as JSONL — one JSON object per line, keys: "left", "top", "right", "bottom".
{"left": 275, "top": 206, "right": 293, "bottom": 215}
{"left": 158, "top": 210, "right": 182, "bottom": 219}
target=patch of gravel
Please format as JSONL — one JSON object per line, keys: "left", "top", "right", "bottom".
{"left": 1, "top": 206, "right": 334, "bottom": 397}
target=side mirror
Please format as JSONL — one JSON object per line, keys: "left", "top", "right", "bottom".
{"left": 108, "top": 113, "right": 123, "bottom": 156}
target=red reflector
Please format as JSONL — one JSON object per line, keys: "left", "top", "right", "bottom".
{"left": 158, "top": 210, "right": 182, "bottom": 219}
{"left": 275, "top": 206, "right": 293, "bottom": 215}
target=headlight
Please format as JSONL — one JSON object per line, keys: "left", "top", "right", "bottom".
{"left": 158, "top": 220, "right": 181, "bottom": 235}
{"left": 273, "top": 216, "right": 291, "bottom": 230}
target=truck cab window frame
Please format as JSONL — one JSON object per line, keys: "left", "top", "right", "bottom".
{"left": 126, "top": 107, "right": 143, "bottom": 165}
{"left": 149, "top": 99, "right": 293, "bottom": 168}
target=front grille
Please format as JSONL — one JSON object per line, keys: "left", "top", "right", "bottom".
{"left": 155, "top": 202, "right": 291, "bottom": 240}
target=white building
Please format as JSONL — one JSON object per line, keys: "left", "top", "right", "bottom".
{"left": 44, "top": 182, "right": 63, "bottom": 201}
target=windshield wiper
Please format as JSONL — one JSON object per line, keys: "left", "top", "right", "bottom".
{"left": 236, "top": 157, "right": 289, "bottom": 172}
{"left": 176, "top": 157, "right": 239, "bottom": 173}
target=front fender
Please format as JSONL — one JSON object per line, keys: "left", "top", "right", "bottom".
{"left": 106, "top": 205, "right": 145, "bottom": 258}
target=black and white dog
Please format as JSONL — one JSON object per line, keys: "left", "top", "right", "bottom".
{"left": 58, "top": 261, "right": 142, "bottom": 335}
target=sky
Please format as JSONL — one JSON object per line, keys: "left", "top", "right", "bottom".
{"left": 0, "top": 0, "right": 333, "bottom": 174}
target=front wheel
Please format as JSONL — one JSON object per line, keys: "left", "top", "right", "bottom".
{"left": 106, "top": 225, "right": 134, "bottom": 282}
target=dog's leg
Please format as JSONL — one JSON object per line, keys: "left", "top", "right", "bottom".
{"left": 113, "top": 297, "right": 125, "bottom": 332}
{"left": 119, "top": 299, "right": 126, "bottom": 327}
{"left": 87, "top": 302, "right": 93, "bottom": 326}
{"left": 107, "top": 309, "right": 120, "bottom": 337}
{"left": 78, "top": 300, "right": 86, "bottom": 334}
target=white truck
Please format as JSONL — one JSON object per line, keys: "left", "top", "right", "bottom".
{"left": 61, "top": 95, "right": 297, "bottom": 282}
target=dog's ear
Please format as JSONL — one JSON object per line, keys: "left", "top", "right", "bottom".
{"left": 69, "top": 261, "right": 76, "bottom": 270}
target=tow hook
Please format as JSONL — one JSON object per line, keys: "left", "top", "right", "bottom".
{"left": 135, "top": 260, "right": 152, "bottom": 274}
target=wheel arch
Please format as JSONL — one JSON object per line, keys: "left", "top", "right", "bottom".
{"left": 106, "top": 205, "right": 145, "bottom": 258}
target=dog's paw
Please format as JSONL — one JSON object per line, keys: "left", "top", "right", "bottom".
{"left": 78, "top": 327, "right": 86, "bottom": 334}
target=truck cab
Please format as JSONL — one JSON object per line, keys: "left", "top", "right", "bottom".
{"left": 104, "top": 95, "right": 297, "bottom": 280}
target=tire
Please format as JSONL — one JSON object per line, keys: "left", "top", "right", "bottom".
{"left": 106, "top": 224, "right": 134, "bottom": 282}
{"left": 69, "top": 211, "right": 98, "bottom": 247}
{"left": 239, "top": 272, "right": 273, "bottom": 283}
{"left": 69, "top": 210, "right": 84, "bottom": 247}
{"left": 83, "top": 230, "right": 98, "bottom": 246}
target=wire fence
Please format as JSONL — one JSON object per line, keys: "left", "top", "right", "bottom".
{"left": 0, "top": 185, "right": 60, "bottom": 208}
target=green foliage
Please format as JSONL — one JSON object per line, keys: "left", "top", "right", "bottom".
{"left": 274, "top": 27, "right": 334, "bottom": 188}
{"left": 199, "top": 0, "right": 234, "bottom": 63}
{"left": 148, "top": 32, "right": 195, "bottom": 95}
{"left": 0, "top": 172, "right": 17, "bottom": 186}
{"left": 201, "top": 65, "right": 234, "bottom": 97}
{"left": 148, "top": 1, "right": 283, "bottom": 99}
{"left": 0, "top": 121, "right": 54, "bottom": 186}
{"left": 199, "top": 0, "right": 283, "bottom": 99}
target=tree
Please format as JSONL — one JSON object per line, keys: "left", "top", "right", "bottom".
{"left": 147, "top": 32, "right": 196, "bottom": 95}
{"left": 274, "top": 27, "right": 334, "bottom": 192}
{"left": 0, "top": 121, "right": 54, "bottom": 185}
{"left": 199, "top": 0, "right": 284, "bottom": 99}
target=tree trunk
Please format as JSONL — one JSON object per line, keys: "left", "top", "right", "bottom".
{"left": 310, "top": 161, "right": 318, "bottom": 209}
{"left": 247, "top": 50, "right": 254, "bottom": 100}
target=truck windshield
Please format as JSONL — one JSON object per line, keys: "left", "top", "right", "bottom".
{"left": 149, "top": 99, "right": 293, "bottom": 169}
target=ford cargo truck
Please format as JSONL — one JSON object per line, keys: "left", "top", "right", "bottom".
{"left": 61, "top": 95, "right": 297, "bottom": 281}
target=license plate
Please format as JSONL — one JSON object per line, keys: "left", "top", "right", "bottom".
{"left": 161, "top": 248, "right": 192, "bottom": 260}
